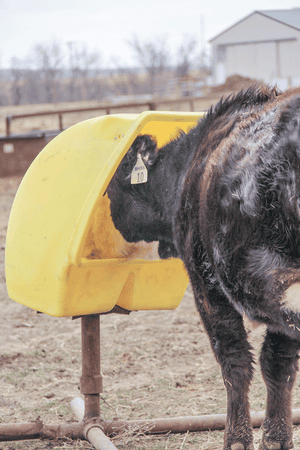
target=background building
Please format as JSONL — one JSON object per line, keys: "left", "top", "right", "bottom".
{"left": 210, "top": 9, "right": 300, "bottom": 89}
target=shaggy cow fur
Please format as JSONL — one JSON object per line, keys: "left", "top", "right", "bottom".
{"left": 107, "top": 85, "right": 300, "bottom": 450}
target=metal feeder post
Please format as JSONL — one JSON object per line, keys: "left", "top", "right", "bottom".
{"left": 80, "top": 314, "right": 102, "bottom": 419}
{"left": 79, "top": 314, "right": 118, "bottom": 450}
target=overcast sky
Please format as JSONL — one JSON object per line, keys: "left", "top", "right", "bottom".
{"left": 1, "top": 0, "right": 300, "bottom": 69}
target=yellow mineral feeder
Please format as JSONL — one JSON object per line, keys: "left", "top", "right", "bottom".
{"left": 5, "top": 111, "right": 202, "bottom": 317}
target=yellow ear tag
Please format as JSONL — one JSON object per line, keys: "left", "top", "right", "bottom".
{"left": 131, "top": 154, "right": 148, "bottom": 184}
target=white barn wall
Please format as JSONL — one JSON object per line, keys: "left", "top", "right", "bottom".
{"left": 210, "top": 11, "right": 300, "bottom": 87}
{"left": 225, "top": 42, "right": 278, "bottom": 81}
{"left": 280, "top": 37, "right": 300, "bottom": 78}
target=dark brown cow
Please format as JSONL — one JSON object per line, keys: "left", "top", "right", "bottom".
{"left": 107, "top": 85, "right": 300, "bottom": 450}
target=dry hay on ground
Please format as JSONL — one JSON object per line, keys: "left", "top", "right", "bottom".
{"left": 209, "top": 75, "right": 262, "bottom": 97}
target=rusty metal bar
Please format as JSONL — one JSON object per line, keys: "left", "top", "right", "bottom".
{"left": 0, "top": 418, "right": 116, "bottom": 449}
{"left": 104, "top": 415, "right": 229, "bottom": 434}
{"left": 148, "top": 102, "right": 156, "bottom": 111}
{"left": 3, "top": 409, "right": 300, "bottom": 442}
{"left": 5, "top": 116, "right": 11, "bottom": 136}
{"left": 58, "top": 113, "right": 63, "bottom": 131}
{"left": 81, "top": 314, "right": 102, "bottom": 421}
{"left": 4, "top": 96, "right": 206, "bottom": 135}
{"left": 0, "top": 420, "right": 43, "bottom": 441}
{"left": 71, "top": 397, "right": 300, "bottom": 435}
{"left": 80, "top": 315, "right": 118, "bottom": 450}
{"left": 100, "top": 409, "right": 300, "bottom": 435}
{"left": 0, "top": 420, "right": 85, "bottom": 441}
{"left": 4, "top": 102, "right": 154, "bottom": 122}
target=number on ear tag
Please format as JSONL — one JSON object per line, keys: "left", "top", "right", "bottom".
{"left": 131, "top": 154, "right": 148, "bottom": 184}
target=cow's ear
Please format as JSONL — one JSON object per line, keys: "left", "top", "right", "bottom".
{"left": 132, "top": 135, "right": 158, "bottom": 167}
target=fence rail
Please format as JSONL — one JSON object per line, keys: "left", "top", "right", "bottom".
{"left": 5, "top": 96, "right": 206, "bottom": 136}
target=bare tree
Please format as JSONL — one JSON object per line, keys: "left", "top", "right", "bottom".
{"left": 176, "top": 35, "right": 198, "bottom": 78}
{"left": 107, "top": 56, "right": 143, "bottom": 98}
{"left": 3, "top": 35, "right": 210, "bottom": 106}
{"left": 174, "top": 35, "right": 200, "bottom": 97}
{"left": 32, "top": 41, "right": 63, "bottom": 103}
{"left": 23, "top": 69, "right": 41, "bottom": 104}
{"left": 10, "top": 57, "right": 23, "bottom": 105}
{"left": 128, "top": 35, "right": 169, "bottom": 96}
{"left": 67, "top": 42, "right": 102, "bottom": 101}
{"left": 77, "top": 45, "right": 100, "bottom": 100}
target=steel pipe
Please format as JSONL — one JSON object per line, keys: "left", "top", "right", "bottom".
{"left": 2, "top": 404, "right": 300, "bottom": 443}
{"left": 0, "top": 420, "right": 43, "bottom": 441}
{"left": 71, "top": 398, "right": 300, "bottom": 435}
{"left": 81, "top": 314, "right": 102, "bottom": 420}
{"left": 3, "top": 96, "right": 208, "bottom": 136}
{"left": 106, "top": 409, "right": 300, "bottom": 434}
{"left": 0, "top": 420, "right": 85, "bottom": 441}
{"left": 79, "top": 315, "right": 118, "bottom": 450}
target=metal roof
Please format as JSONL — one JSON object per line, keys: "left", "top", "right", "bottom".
{"left": 210, "top": 8, "right": 300, "bottom": 43}
{"left": 259, "top": 9, "right": 300, "bottom": 31}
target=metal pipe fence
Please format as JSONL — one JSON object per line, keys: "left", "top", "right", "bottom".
{"left": 4, "top": 96, "right": 206, "bottom": 136}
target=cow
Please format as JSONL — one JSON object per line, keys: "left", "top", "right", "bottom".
{"left": 107, "top": 85, "right": 300, "bottom": 450}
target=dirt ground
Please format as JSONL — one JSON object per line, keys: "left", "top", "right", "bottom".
{"left": 2, "top": 90, "right": 300, "bottom": 450}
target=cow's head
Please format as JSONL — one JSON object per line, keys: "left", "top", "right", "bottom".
{"left": 107, "top": 135, "right": 178, "bottom": 259}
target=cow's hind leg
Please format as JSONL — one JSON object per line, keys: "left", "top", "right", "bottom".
{"left": 259, "top": 330, "right": 300, "bottom": 450}
{"left": 194, "top": 287, "right": 254, "bottom": 450}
